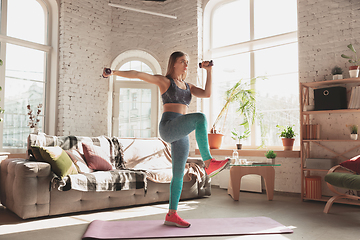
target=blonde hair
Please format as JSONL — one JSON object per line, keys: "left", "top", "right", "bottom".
{"left": 165, "top": 51, "right": 188, "bottom": 80}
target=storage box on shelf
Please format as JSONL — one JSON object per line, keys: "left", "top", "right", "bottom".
{"left": 300, "top": 78, "right": 360, "bottom": 205}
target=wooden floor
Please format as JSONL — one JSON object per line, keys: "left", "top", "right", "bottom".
{"left": 0, "top": 187, "right": 360, "bottom": 240}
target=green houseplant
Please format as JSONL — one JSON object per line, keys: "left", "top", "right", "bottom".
{"left": 331, "top": 66, "right": 343, "bottom": 80}
{"left": 277, "top": 125, "right": 296, "bottom": 151}
{"left": 265, "top": 150, "right": 277, "bottom": 164}
{"left": 341, "top": 44, "right": 359, "bottom": 78}
{"left": 231, "top": 128, "right": 250, "bottom": 150}
{"left": 208, "top": 78, "right": 258, "bottom": 149}
{"left": 348, "top": 124, "right": 358, "bottom": 140}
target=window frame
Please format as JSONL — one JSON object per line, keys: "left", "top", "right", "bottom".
{"left": 0, "top": 0, "right": 58, "bottom": 153}
{"left": 109, "top": 50, "right": 162, "bottom": 137}
{"left": 204, "top": 0, "right": 298, "bottom": 150}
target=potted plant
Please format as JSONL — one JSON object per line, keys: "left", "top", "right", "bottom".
{"left": 348, "top": 124, "right": 358, "bottom": 140}
{"left": 231, "top": 128, "right": 250, "bottom": 150}
{"left": 265, "top": 150, "right": 277, "bottom": 164}
{"left": 341, "top": 44, "right": 359, "bottom": 78}
{"left": 208, "top": 78, "right": 257, "bottom": 149}
{"left": 277, "top": 125, "right": 296, "bottom": 151}
{"left": 331, "top": 66, "right": 343, "bottom": 80}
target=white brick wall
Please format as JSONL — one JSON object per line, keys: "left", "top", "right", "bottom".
{"left": 298, "top": 0, "right": 360, "bottom": 83}
{"left": 58, "top": 0, "right": 112, "bottom": 136}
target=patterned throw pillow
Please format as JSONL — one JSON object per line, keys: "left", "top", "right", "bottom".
{"left": 31, "top": 146, "right": 78, "bottom": 178}
{"left": 340, "top": 155, "right": 360, "bottom": 174}
{"left": 82, "top": 142, "right": 113, "bottom": 171}
{"left": 65, "top": 149, "right": 92, "bottom": 173}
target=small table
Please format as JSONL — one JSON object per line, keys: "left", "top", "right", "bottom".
{"left": 227, "top": 164, "right": 280, "bottom": 201}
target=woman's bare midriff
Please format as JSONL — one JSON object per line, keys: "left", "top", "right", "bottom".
{"left": 163, "top": 103, "right": 188, "bottom": 115}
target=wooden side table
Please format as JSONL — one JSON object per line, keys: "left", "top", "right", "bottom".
{"left": 227, "top": 164, "right": 280, "bottom": 201}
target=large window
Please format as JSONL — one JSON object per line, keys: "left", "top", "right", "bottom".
{"left": 0, "top": 0, "right": 58, "bottom": 152}
{"left": 111, "top": 51, "right": 161, "bottom": 138}
{"left": 206, "top": 0, "right": 299, "bottom": 149}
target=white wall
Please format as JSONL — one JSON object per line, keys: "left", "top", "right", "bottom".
{"left": 58, "top": 0, "right": 112, "bottom": 136}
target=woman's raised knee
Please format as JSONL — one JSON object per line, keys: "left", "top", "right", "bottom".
{"left": 194, "top": 112, "right": 207, "bottom": 122}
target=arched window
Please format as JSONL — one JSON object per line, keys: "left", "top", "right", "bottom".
{"left": 111, "top": 50, "right": 161, "bottom": 138}
{"left": 0, "top": 0, "right": 58, "bottom": 153}
{"left": 204, "top": 0, "right": 299, "bottom": 149}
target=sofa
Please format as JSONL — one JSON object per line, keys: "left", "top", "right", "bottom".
{"left": 0, "top": 134, "right": 210, "bottom": 219}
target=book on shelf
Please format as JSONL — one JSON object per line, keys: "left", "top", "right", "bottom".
{"left": 348, "top": 86, "right": 360, "bottom": 109}
{"left": 303, "top": 124, "right": 320, "bottom": 140}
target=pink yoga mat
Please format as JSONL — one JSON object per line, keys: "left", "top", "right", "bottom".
{"left": 82, "top": 216, "right": 293, "bottom": 239}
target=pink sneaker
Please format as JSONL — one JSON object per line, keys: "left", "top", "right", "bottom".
{"left": 205, "top": 158, "right": 230, "bottom": 177}
{"left": 164, "top": 212, "right": 191, "bottom": 228}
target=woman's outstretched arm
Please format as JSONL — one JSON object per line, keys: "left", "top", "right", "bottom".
{"left": 103, "top": 69, "right": 169, "bottom": 93}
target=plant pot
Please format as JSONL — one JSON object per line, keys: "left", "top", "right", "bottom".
{"left": 267, "top": 158, "right": 275, "bottom": 164}
{"left": 236, "top": 143, "right": 242, "bottom": 150}
{"left": 208, "top": 133, "right": 224, "bottom": 149}
{"left": 349, "top": 66, "right": 359, "bottom": 78}
{"left": 350, "top": 134, "right": 358, "bottom": 140}
{"left": 281, "top": 138, "right": 295, "bottom": 151}
{"left": 332, "top": 74, "right": 343, "bottom": 80}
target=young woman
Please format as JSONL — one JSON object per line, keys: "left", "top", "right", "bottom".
{"left": 103, "top": 51, "right": 229, "bottom": 228}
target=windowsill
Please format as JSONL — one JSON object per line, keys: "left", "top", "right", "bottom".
{"left": 8, "top": 153, "right": 27, "bottom": 159}
{"left": 194, "top": 149, "right": 300, "bottom": 158}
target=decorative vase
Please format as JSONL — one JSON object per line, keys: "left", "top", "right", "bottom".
{"left": 350, "top": 134, "right": 358, "bottom": 140}
{"left": 349, "top": 66, "right": 359, "bottom": 78}
{"left": 236, "top": 143, "right": 242, "bottom": 150}
{"left": 281, "top": 138, "right": 295, "bottom": 151}
{"left": 208, "top": 133, "right": 224, "bottom": 149}
{"left": 32, "top": 126, "right": 39, "bottom": 134}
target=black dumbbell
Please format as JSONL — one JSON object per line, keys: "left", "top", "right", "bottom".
{"left": 199, "top": 60, "right": 213, "bottom": 68}
{"left": 102, "top": 68, "right": 112, "bottom": 78}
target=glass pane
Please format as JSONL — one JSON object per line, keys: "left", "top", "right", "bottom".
{"left": 212, "top": 53, "right": 251, "bottom": 136}
{"left": 212, "top": 0, "right": 250, "bottom": 48}
{"left": 254, "top": 43, "right": 298, "bottom": 77}
{"left": 117, "top": 61, "right": 153, "bottom": 81}
{"left": 255, "top": 73, "right": 299, "bottom": 147}
{"left": 254, "top": 0, "right": 297, "bottom": 39}
{"left": 142, "top": 62, "right": 153, "bottom": 74}
{"left": 3, "top": 114, "right": 43, "bottom": 149}
{"left": 131, "top": 61, "right": 141, "bottom": 71}
{"left": 7, "top": 0, "right": 46, "bottom": 44}
{"left": 3, "top": 44, "right": 45, "bottom": 148}
{"left": 119, "top": 88, "right": 152, "bottom": 138}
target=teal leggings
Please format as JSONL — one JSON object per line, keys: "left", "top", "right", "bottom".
{"left": 159, "top": 111, "right": 212, "bottom": 210}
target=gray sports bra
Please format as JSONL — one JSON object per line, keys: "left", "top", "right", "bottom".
{"left": 161, "top": 78, "right": 192, "bottom": 106}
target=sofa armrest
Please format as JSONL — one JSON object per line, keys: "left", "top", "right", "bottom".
{"left": 1, "top": 158, "right": 53, "bottom": 219}
{"left": 187, "top": 157, "right": 205, "bottom": 168}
